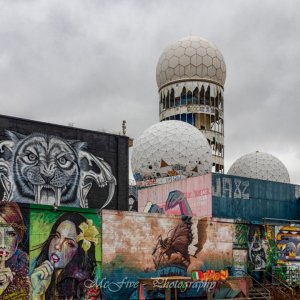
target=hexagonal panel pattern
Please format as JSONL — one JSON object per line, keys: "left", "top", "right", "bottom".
{"left": 156, "top": 36, "right": 226, "bottom": 89}
{"left": 227, "top": 151, "right": 290, "bottom": 183}
{"left": 131, "top": 120, "right": 212, "bottom": 181}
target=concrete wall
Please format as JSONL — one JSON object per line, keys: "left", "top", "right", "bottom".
{"left": 102, "top": 210, "right": 234, "bottom": 299}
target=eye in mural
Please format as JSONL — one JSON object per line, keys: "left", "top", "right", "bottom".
{"left": 0, "top": 202, "right": 29, "bottom": 299}
{"left": 30, "top": 212, "right": 100, "bottom": 299}
{"left": 0, "top": 130, "right": 116, "bottom": 209}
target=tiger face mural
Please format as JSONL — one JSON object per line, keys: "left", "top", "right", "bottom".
{"left": 0, "top": 130, "right": 116, "bottom": 209}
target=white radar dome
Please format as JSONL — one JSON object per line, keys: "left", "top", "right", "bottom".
{"left": 227, "top": 151, "right": 290, "bottom": 183}
{"left": 131, "top": 120, "right": 212, "bottom": 181}
{"left": 156, "top": 36, "right": 226, "bottom": 90}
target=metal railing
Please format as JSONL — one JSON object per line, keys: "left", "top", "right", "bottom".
{"left": 272, "top": 266, "right": 300, "bottom": 287}
{"left": 263, "top": 269, "right": 294, "bottom": 300}
{"left": 239, "top": 270, "right": 271, "bottom": 300}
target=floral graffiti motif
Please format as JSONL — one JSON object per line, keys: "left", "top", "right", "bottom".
{"left": 77, "top": 220, "right": 99, "bottom": 253}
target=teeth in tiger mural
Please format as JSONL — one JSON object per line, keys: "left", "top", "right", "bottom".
{"left": 0, "top": 131, "right": 117, "bottom": 209}
{"left": 33, "top": 184, "right": 62, "bottom": 205}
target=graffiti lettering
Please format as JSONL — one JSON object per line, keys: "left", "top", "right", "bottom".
{"left": 295, "top": 185, "right": 300, "bottom": 199}
{"left": 194, "top": 188, "right": 210, "bottom": 197}
{"left": 222, "top": 178, "right": 232, "bottom": 198}
{"left": 233, "top": 179, "right": 250, "bottom": 200}
{"left": 136, "top": 175, "right": 185, "bottom": 187}
{"left": 191, "top": 269, "right": 228, "bottom": 281}
{"left": 213, "top": 177, "right": 249, "bottom": 199}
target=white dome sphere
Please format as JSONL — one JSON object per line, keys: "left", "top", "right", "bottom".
{"left": 227, "top": 151, "right": 290, "bottom": 183}
{"left": 131, "top": 120, "right": 212, "bottom": 181}
{"left": 156, "top": 36, "right": 226, "bottom": 90}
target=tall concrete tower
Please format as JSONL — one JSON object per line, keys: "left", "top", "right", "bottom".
{"left": 156, "top": 36, "right": 226, "bottom": 173}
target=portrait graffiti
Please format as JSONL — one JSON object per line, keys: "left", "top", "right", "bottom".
{"left": 0, "top": 202, "right": 29, "bottom": 299}
{"left": 0, "top": 130, "right": 116, "bottom": 209}
{"left": 248, "top": 226, "right": 267, "bottom": 270}
{"left": 30, "top": 212, "right": 101, "bottom": 300}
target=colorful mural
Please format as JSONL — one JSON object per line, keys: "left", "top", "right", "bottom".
{"left": 276, "top": 225, "right": 300, "bottom": 263}
{"left": 102, "top": 210, "right": 233, "bottom": 299}
{"left": 128, "top": 184, "right": 137, "bottom": 212}
{"left": 29, "top": 207, "right": 101, "bottom": 299}
{"left": 138, "top": 174, "right": 212, "bottom": 217}
{"left": 0, "top": 201, "right": 102, "bottom": 300}
{"left": 248, "top": 225, "right": 267, "bottom": 271}
{"left": 0, "top": 130, "right": 116, "bottom": 209}
{"left": 0, "top": 201, "right": 29, "bottom": 299}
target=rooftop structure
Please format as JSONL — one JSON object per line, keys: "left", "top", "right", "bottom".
{"left": 156, "top": 36, "right": 226, "bottom": 172}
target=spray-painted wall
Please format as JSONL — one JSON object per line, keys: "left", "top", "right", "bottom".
{"left": 0, "top": 114, "right": 129, "bottom": 210}
{"left": 212, "top": 173, "right": 300, "bottom": 222}
{"left": 102, "top": 210, "right": 234, "bottom": 299}
{"left": 138, "top": 174, "right": 212, "bottom": 217}
{"left": 0, "top": 202, "right": 101, "bottom": 299}
{"left": 102, "top": 210, "right": 300, "bottom": 298}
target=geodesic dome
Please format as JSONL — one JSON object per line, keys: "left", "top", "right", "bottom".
{"left": 227, "top": 151, "right": 290, "bottom": 183}
{"left": 156, "top": 36, "right": 226, "bottom": 90}
{"left": 131, "top": 120, "right": 212, "bottom": 181}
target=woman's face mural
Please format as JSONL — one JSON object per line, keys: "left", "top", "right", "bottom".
{"left": 0, "top": 216, "right": 18, "bottom": 261}
{"left": 48, "top": 220, "right": 78, "bottom": 268}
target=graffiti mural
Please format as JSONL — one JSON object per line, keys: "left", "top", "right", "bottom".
{"left": 0, "top": 202, "right": 29, "bottom": 299}
{"left": 0, "top": 130, "right": 116, "bottom": 209}
{"left": 276, "top": 225, "right": 300, "bottom": 263}
{"left": 102, "top": 210, "right": 234, "bottom": 299}
{"left": 248, "top": 225, "right": 267, "bottom": 270}
{"left": 128, "top": 184, "right": 138, "bottom": 212}
{"left": 138, "top": 174, "right": 212, "bottom": 217}
{"left": 152, "top": 216, "right": 194, "bottom": 276}
{"left": 29, "top": 207, "right": 101, "bottom": 299}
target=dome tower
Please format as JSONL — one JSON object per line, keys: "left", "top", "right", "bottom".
{"left": 156, "top": 36, "right": 226, "bottom": 173}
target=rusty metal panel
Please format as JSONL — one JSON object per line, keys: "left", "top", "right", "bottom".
{"left": 212, "top": 173, "right": 299, "bottom": 222}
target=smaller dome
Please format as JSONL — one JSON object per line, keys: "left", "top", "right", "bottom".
{"left": 227, "top": 151, "right": 290, "bottom": 183}
{"left": 131, "top": 120, "right": 212, "bottom": 181}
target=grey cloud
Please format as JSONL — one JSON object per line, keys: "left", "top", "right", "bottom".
{"left": 0, "top": 0, "right": 299, "bottom": 182}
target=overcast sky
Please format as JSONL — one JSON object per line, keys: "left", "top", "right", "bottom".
{"left": 0, "top": 0, "right": 300, "bottom": 183}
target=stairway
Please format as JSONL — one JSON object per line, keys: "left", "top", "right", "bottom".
{"left": 249, "top": 285, "right": 271, "bottom": 300}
